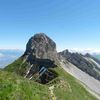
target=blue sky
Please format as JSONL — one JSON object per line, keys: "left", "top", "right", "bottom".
{"left": 0, "top": 0, "right": 100, "bottom": 52}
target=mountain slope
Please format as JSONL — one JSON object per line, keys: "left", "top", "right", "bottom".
{"left": 0, "top": 68, "right": 98, "bottom": 100}
{"left": 59, "top": 50, "right": 100, "bottom": 81}
{"left": 0, "top": 70, "right": 50, "bottom": 100}
{"left": 3, "top": 33, "right": 100, "bottom": 99}
{"left": 60, "top": 60, "right": 100, "bottom": 99}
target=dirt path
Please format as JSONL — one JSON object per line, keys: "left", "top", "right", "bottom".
{"left": 49, "top": 85, "right": 56, "bottom": 100}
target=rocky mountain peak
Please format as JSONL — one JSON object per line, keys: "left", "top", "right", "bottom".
{"left": 26, "top": 33, "right": 56, "bottom": 52}
{"left": 85, "top": 53, "right": 92, "bottom": 57}
{"left": 24, "top": 33, "right": 58, "bottom": 63}
{"left": 20, "top": 33, "right": 59, "bottom": 83}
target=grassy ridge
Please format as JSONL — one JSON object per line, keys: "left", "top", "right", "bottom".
{"left": 48, "top": 67, "right": 98, "bottom": 100}
{"left": 0, "top": 65, "right": 98, "bottom": 100}
{"left": 4, "top": 58, "right": 28, "bottom": 76}
{"left": 0, "top": 70, "right": 50, "bottom": 100}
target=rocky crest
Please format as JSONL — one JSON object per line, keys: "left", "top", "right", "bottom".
{"left": 21, "top": 33, "right": 59, "bottom": 83}
{"left": 59, "top": 49, "right": 100, "bottom": 80}
{"left": 24, "top": 33, "right": 58, "bottom": 66}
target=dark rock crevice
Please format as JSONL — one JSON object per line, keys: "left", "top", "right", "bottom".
{"left": 37, "top": 69, "right": 58, "bottom": 84}
{"left": 24, "top": 60, "right": 58, "bottom": 84}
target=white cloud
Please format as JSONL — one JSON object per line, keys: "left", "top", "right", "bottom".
{"left": 57, "top": 47, "right": 100, "bottom": 55}
{"left": 69, "top": 48, "right": 100, "bottom": 55}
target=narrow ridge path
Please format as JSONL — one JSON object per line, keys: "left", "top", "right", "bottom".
{"left": 49, "top": 85, "right": 56, "bottom": 100}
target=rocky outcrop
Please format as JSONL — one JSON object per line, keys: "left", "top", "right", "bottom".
{"left": 21, "top": 33, "right": 59, "bottom": 83}
{"left": 24, "top": 33, "right": 58, "bottom": 66}
{"left": 59, "top": 50, "right": 100, "bottom": 81}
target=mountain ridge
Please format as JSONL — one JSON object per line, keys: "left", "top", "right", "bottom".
{"left": 59, "top": 49, "right": 100, "bottom": 81}
{"left": 3, "top": 33, "right": 100, "bottom": 99}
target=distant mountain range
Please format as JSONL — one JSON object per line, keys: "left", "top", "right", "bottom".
{"left": 0, "top": 49, "right": 24, "bottom": 68}
{"left": 0, "top": 49, "right": 100, "bottom": 69}
{"left": 93, "top": 54, "right": 100, "bottom": 60}
{"left": 0, "top": 48, "right": 100, "bottom": 69}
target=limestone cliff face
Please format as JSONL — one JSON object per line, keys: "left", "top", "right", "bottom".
{"left": 24, "top": 33, "right": 58, "bottom": 66}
